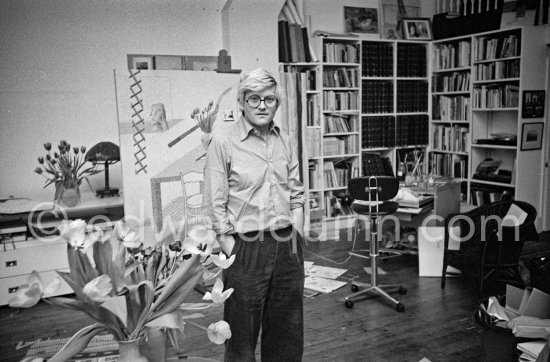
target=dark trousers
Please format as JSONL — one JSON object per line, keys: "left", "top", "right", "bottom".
{"left": 223, "top": 226, "right": 304, "bottom": 362}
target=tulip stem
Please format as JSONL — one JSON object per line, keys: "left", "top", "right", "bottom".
{"left": 186, "top": 320, "right": 207, "bottom": 331}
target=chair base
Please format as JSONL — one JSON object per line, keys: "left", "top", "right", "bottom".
{"left": 344, "top": 281, "right": 407, "bottom": 312}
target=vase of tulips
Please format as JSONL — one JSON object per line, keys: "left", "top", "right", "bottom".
{"left": 35, "top": 140, "right": 103, "bottom": 207}
{"left": 9, "top": 219, "right": 234, "bottom": 361}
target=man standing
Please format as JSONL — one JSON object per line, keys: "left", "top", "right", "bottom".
{"left": 204, "top": 68, "right": 305, "bottom": 361}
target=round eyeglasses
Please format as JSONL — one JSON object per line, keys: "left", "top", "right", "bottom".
{"left": 245, "top": 95, "right": 279, "bottom": 108}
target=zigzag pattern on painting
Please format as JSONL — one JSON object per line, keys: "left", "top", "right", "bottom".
{"left": 129, "top": 69, "right": 148, "bottom": 174}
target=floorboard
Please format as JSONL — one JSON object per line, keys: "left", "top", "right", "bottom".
{"left": 0, "top": 231, "right": 548, "bottom": 361}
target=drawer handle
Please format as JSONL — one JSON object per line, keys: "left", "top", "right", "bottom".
{"left": 8, "top": 286, "right": 19, "bottom": 293}
{"left": 6, "top": 260, "right": 17, "bottom": 267}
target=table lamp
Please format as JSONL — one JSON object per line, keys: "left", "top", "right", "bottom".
{"left": 85, "top": 141, "right": 120, "bottom": 197}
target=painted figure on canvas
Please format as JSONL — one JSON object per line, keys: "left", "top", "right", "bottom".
{"left": 204, "top": 68, "right": 305, "bottom": 361}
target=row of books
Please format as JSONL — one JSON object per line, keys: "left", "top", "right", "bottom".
{"left": 360, "top": 115, "right": 429, "bottom": 148}
{"left": 323, "top": 135, "right": 358, "bottom": 156}
{"left": 324, "top": 114, "right": 353, "bottom": 133}
{"left": 323, "top": 90, "right": 358, "bottom": 111}
{"left": 396, "top": 115, "right": 429, "bottom": 147}
{"left": 278, "top": 20, "right": 314, "bottom": 63}
{"left": 473, "top": 59, "right": 520, "bottom": 81}
{"left": 432, "top": 95, "right": 470, "bottom": 121}
{"left": 432, "top": 71, "right": 471, "bottom": 92}
{"left": 361, "top": 116, "right": 396, "bottom": 148}
{"left": 470, "top": 185, "right": 513, "bottom": 206}
{"left": 429, "top": 153, "right": 468, "bottom": 179}
{"left": 432, "top": 125, "right": 470, "bottom": 152}
{"left": 324, "top": 191, "right": 353, "bottom": 218}
{"left": 362, "top": 153, "right": 394, "bottom": 177}
{"left": 396, "top": 43, "right": 427, "bottom": 78}
{"left": 474, "top": 33, "right": 520, "bottom": 61}
{"left": 305, "top": 69, "right": 317, "bottom": 91}
{"left": 361, "top": 42, "right": 393, "bottom": 77}
{"left": 306, "top": 128, "right": 322, "bottom": 157}
{"left": 306, "top": 94, "right": 320, "bottom": 126}
{"left": 362, "top": 80, "right": 393, "bottom": 114}
{"left": 323, "top": 161, "right": 358, "bottom": 189}
{"left": 308, "top": 192, "right": 324, "bottom": 226}
{"left": 473, "top": 84, "right": 519, "bottom": 108}
{"left": 396, "top": 80, "right": 429, "bottom": 113}
{"left": 323, "top": 42, "right": 360, "bottom": 63}
{"left": 433, "top": 40, "right": 471, "bottom": 71}
{"left": 322, "top": 68, "right": 358, "bottom": 88}
{"left": 308, "top": 161, "right": 322, "bottom": 189}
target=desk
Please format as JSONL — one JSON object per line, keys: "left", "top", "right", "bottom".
{"left": 394, "top": 181, "right": 462, "bottom": 227}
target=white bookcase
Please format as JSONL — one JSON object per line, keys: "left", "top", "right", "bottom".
{"left": 430, "top": 26, "right": 547, "bottom": 219}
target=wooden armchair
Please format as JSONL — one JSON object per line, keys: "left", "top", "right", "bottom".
{"left": 441, "top": 200, "right": 538, "bottom": 294}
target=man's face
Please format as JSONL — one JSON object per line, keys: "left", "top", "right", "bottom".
{"left": 242, "top": 86, "right": 278, "bottom": 132}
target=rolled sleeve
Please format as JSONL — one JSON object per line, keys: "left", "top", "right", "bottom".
{"left": 288, "top": 138, "right": 305, "bottom": 210}
{"left": 204, "top": 136, "right": 234, "bottom": 235}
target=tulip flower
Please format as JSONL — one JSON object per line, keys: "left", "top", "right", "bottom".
{"left": 207, "top": 321, "right": 232, "bottom": 344}
{"left": 182, "top": 225, "right": 215, "bottom": 257}
{"left": 203, "top": 278, "right": 233, "bottom": 305}
{"left": 211, "top": 252, "right": 235, "bottom": 269}
{"left": 83, "top": 275, "right": 112, "bottom": 303}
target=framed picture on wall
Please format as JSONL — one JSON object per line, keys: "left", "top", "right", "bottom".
{"left": 344, "top": 6, "right": 380, "bottom": 35}
{"left": 402, "top": 18, "right": 433, "bottom": 40}
{"left": 520, "top": 122, "right": 544, "bottom": 151}
{"left": 381, "top": 0, "right": 421, "bottom": 40}
{"left": 131, "top": 56, "right": 153, "bottom": 70}
{"left": 522, "top": 90, "right": 545, "bottom": 118}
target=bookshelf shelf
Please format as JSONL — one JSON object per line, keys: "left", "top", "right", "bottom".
{"left": 431, "top": 149, "right": 469, "bottom": 156}
{"left": 432, "top": 66, "right": 471, "bottom": 73}
{"left": 432, "top": 91, "right": 470, "bottom": 96}
{"left": 472, "top": 107, "right": 519, "bottom": 111}
{"left": 471, "top": 144, "right": 517, "bottom": 150}
{"left": 324, "top": 132, "right": 359, "bottom": 136}
{"left": 472, "top": 78, "right": 520, "bottom": 84}
{"left": 473, "top": 55, "right": 521, "bottom": 64}
{"left": 470, "top": 179, "right": 515, "bottom": 188}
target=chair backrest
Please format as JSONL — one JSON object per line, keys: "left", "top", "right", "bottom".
{"left": 448, "top": 199, "right": 538, "bottom": 265}
{"left": 180, "top": 171, "right": 205, "bottom": 210}
{"left": 348, "top": 176, "right": 399, "bottom": 202}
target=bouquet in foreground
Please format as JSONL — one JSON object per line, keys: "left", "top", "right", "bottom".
{"left": 10, "top": 219, "right": 234, "bottom": 361}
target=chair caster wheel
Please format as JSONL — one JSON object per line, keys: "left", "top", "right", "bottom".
{"left": 345, "top": 299, "right": 354, "bottom": 308}
{"left": 399, "top": 286, "right": 407, "bottom": 295}
{"left": 351, "top": 284, "right": 359, "bottom": 292}
{"left": 396, "top": 303, "right": 405, "bottom": 312}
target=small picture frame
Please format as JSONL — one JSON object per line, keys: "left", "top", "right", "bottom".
{"left": 520, "top": 122, "right": 544, "bottom": 151}
{"left": 522, "top": 90, "right": 545, "bottom": 118}
{"left": 132, "top": 56, "right": 153, "bottom": 70}
{"left": 402, "top": 18, "right": 432, "bottom": 40}
{"left": 344, "top": 6, "right": 380, "bottom": 35}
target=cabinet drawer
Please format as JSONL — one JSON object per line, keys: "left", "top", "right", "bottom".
{"left": 0, "top": 269, "right": 72, "bottom": 306}
{"left": 0, "top": 241, "right": 68, "bottom": 277}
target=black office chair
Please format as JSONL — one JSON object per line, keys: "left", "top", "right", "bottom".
{"left": 344, "top": 176, "right": 407, "bottom": 311}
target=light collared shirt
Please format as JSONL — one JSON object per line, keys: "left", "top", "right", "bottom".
{"left": 204, "top": 115, "right": 305, "bottom": 235}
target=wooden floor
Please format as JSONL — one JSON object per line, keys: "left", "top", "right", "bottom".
{"left": 1, "top": 231, "right": 549, "bottom": 362}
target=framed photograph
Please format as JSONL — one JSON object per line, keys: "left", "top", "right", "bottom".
{"left": 522, "top": 90, "right": 545, "bottom": 118}
{"left": 381, "top": 0, "right": 421, "bottom": 40}
{"left": 402, "top": 18, "right": 432, "bottom": 40}
{"left": 344, "top": 6, "right": 379, "bottom": 35}
{"left": 520, "top": 122, "right": 544, "bottom": 151}
{"left": 131, "top": 56, "right": 153, "bottom": 70}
